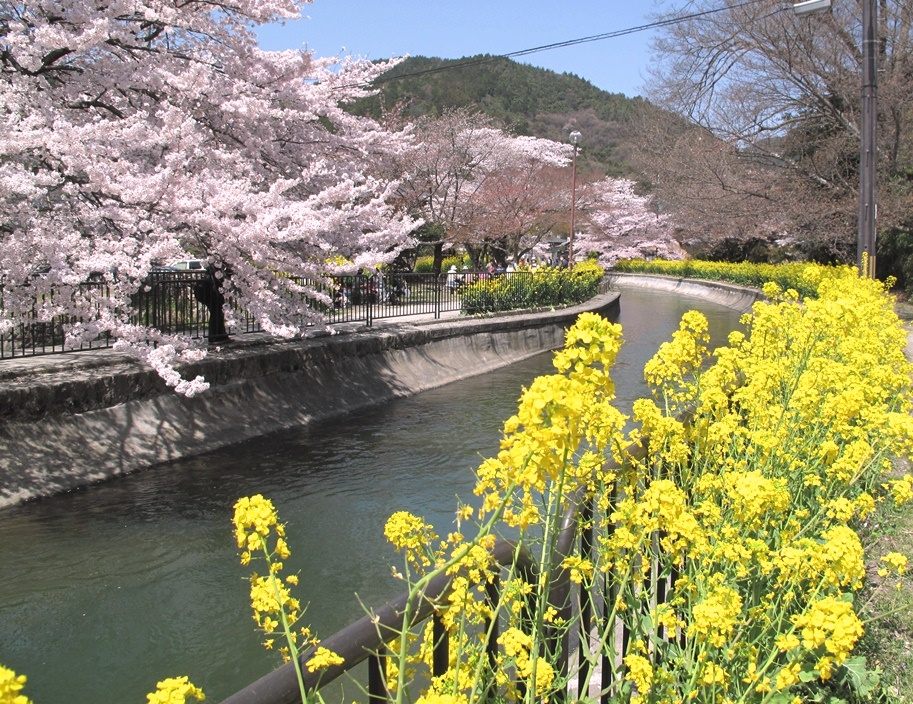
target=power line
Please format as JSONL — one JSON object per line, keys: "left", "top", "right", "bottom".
{"left": 332, "top": 0, "right": 772, "bottom": 91}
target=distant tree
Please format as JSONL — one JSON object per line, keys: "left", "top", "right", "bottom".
{"left": 639, "top": 0, "right": 913, "bottom": 260}
{"left": 576, "top": 178, "right": 686, "bottom": 264}
{"left": 466, "top": 163, "right": 568, "bottom": 265}
{"left": 391, "top": 108, "right": 570, "bottom": 271}
{"left": 0, "top": 0, "right": 418, "bottom": 393}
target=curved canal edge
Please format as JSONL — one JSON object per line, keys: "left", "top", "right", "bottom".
{"left": 0, "top": 295, "right": 620, "bottom": 508}
{"left": 604, "top": 271, "right": 763, "bottom": 312}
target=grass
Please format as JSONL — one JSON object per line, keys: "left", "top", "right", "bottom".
{"left": 838, "top": 308, "right": 912, "bottom": 701}
{"left": 858, "top": 451, "right": 913, "bottom": 701}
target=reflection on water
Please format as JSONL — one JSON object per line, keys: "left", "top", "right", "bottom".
{"left": 0, "top": 289, "right": 742, "bottom": 704}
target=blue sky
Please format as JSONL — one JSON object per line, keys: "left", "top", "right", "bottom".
{"left": 256, "top": 2, "right": 659, "bottom": 98}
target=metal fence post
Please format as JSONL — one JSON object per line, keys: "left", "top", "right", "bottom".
{"left": 367, "top": 644, "right": 389, "bottom": 704}
{"left": 366, "top": 274, "right": 373, "bottom": 327}
{"left": 435, "top": 274, "right": 441, "bottom": 319}
{"left": 432, "top": 612, "right": 449, "bottom": 677}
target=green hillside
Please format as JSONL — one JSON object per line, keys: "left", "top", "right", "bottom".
{"left": 353, "top": 55, "right": 649, "bottom": 175}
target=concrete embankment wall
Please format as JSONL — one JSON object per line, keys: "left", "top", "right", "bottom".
{"left": 0, "top": 294, "right": 619, "bottom": 508}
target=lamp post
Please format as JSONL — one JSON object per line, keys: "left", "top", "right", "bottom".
{"left": 858, "top": 0, "right": 877, "bottom": 276}
{"left": 568, "top": 130, "right": 581, "bottom": 268}
{"left": 793, "top": 0, "right": 877, "bottom": 276}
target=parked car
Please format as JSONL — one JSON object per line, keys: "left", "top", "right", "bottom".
{"left": 169, "top": 259, "right": 206, "bottom": 271}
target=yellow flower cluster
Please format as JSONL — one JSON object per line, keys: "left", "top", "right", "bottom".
{"left": 460, "top": 260, "right": 604, "bottom": 315}
{"left": 878, "top": 551, "right": 908, "bottom": 577}
{"left": 305, "top": 646, "right": 345, "bottom": 674}
{"left": 496, "top": 628, "right": 555, "bottom": 692}
{"left": 643, "top": 309, "right": 709, "bottom": 411}
{"left": 887, "top": 473, "right": 913, "bottom": 505}
{"left": 231, "top": 495, "right": 314, "bottom": 668}
{"left": 473, "top": 312, "right": 626, "bottom": 529}
{"left": 689, "top": 583, "right": 742, "bottom": 647}
{"left": 145, "top": 676, "right": 205, "bottom": 704}
{"left": 793, "top": 597, "right": 864, "bottom": 664}
{"left": 0, "top": 666, "right": 31, "bottom": 704}
{"left": 560, "top": 555, "right": 594, "bottom": 584}
{"left": 623, "top": 653, "right": 654, "bottom": 701}
{"left": 249, "top": 573, "right": 301, "bottom": 635}
{"left": 612, "top": 257, "right": 841, "bottom": 298}
{"left": 233, "top": 494, "right": 284, "bottom": 553}
{"left": 371, "top": 263, "right": 911, "bottom": 704}
{"left": 384, "top": 511, "right": 438, "bottom": 569}
{"left": 600, "top": 265, "right": 912, "bottom": 700}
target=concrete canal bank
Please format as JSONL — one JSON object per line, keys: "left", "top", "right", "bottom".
{"left": 603, "top": 271, "right": 763, "bottom": 312}
{"left": 0, "top": 294, "right": 619, "bottom": 508}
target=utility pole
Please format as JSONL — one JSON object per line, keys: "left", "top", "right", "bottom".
{"left": 859, "top": 0, "right": 878, "bottom": 276}
{"left": 794, "top": 0, "right": 878, "bottom": 276}
{"left": 568, "top": 131, "right": 581, "bottom": 268}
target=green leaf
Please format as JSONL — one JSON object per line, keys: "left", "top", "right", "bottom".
{"left": 842, "top": 655, "right": 880, "bottom": 697}
{"left": 767, "top": 693, "right": 795, "bottom": 704}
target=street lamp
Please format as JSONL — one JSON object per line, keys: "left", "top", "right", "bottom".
{"left": 568, "top": 130, "right": 581, "bottom": 268}
{"left": 793, "top": 0, "right": 877, "bottom": 276}
{"left": 792, "top": 0, "right": 831, "bottom": 15}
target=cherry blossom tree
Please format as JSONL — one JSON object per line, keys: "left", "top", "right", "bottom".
{"left": 0, "top": 0, "right": 418, "bottom": 393}
{"left": 575, "top": 178, "right": 686, "bottom": 264}
{"left": 391, "top": 108, "right": 570, "bottom": 270}
{"left": 462, "top": 161, "right": 569, "bottom": 266}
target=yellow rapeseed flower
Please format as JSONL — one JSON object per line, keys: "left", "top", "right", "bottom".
{"left": 560, "top": 555, "right": 594, "bottom": 583}
{"left": 0, "top": 665, "right": 32, "bottom": 704}
{"left": 699, "top": 662, "right": 728, "bottom": 686}
{"left": 232, "top": 494, "right": 284, "bottom": 551}
{"left": 878, "top": 552, "right": 908, "bottom": 577}
{"left": 688, "top": 583, "right": 742, "bottom": 648}
{"left": 384, "top": 511, "right": 437, "bottom": 568}
{"left": 145, "top": 676, "right": 205, "bottom": 704}
{"left": 792, "top": 597, "right": 864, "bottom": 663}
{"left": 624, "top": 652, "right": 654, "bottom": 700}
{"left": 887, "top": 474, "right": 913, "bottom": 506}
{"left": 306, "top": 646, "right": 345, "bottom": 673}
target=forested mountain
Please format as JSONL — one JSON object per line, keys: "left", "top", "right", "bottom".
{"left": 353, "top": 55, "right": 648, "bottom": 175}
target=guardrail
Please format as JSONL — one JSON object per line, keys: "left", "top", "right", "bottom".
{"left": 1, "top": 270, "right": 608, "bottom": 360}
{"left": 221, "top": 539, "right": 537, "bottom": 704}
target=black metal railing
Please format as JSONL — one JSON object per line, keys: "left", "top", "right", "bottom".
{"left": 219, "top": 441, "right": 677, "bottom": 704}
{"left": 221, "top": 539, "right": 538, "bottom": 704}
{"left": 1, "top": 270, "right": 607, "bottom": 360}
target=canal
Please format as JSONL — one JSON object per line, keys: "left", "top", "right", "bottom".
{"left": 0, "top": 289, "right": 744, "bottom": 704}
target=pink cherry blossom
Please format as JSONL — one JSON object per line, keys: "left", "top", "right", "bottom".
{"left": 1, "top": 1, "right": 419, "bottom": 392}
{"left": 576, "top": 178, "right": 686, "bottom": 264}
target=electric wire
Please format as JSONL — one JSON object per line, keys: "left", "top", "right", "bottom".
{"left": 329, "top": 0, "right": 773, "bottom": 91}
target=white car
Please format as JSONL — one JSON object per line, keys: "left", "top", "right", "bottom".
{"left": 169, "top": 259, "right": 206, "bottom": 271}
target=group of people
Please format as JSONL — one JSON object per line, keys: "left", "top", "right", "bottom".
{"left": 331, "top": 273, "right": 410, "bottom": 309}
{"left": 329, "top": 255, "right": 550, "bottom": 307}
{"left": 446, "top": 258, "right": 535, "bottom": 292}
